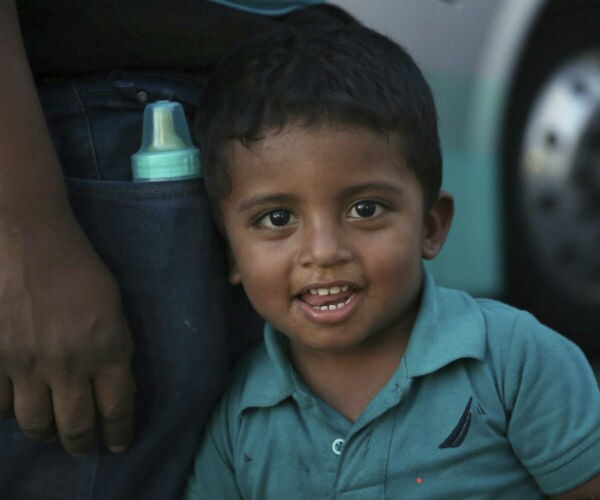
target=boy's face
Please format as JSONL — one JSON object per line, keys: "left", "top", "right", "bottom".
{"left": 220, "top": 124, "right": 452, "bottom": 358}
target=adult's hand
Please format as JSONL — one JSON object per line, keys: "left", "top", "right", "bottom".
{"left": 0, "top": 0, "right": 135, "bottom": 455}
{"left": 0, "top": 209, "right": 135, "bottom": 456}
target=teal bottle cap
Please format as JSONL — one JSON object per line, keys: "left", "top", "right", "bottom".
{"left": 131, "top": 100, "right": 201, "bottom": 181}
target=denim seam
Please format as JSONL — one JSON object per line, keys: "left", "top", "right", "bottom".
{"left": 66, "top": 183, "right": 204, "bottom": 201}
{"left": 85, "top": 453, "right": 99, "bottom": 500}
{"left": 71, "top": 79, "right": 102, "bottom": 180}
{"left": 69, "top": 191, "right": 203, "bottom": 202}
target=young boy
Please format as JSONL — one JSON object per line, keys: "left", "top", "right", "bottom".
{"left": 185, "top": 25, "right": 600, "bottom": 499}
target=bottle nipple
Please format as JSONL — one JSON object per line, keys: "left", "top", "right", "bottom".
{"left": 147, "top": 107, "right": 186, "bottom": 151}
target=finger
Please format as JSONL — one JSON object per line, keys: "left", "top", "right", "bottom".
{"left": 0, "top": 376, "right": 14, "bottom": 418}
{"left": 12, "top": 380, "right": 56, "bottom": 441}
{"left": 51, "top": 379, "right": 96, "bottom": 456}
{"left": 93, "top": 363, "right": 135, "bottom": 453}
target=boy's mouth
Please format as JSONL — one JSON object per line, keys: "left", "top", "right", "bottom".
{"left": 297, "top": 285, "right": 356, "bottom": 311}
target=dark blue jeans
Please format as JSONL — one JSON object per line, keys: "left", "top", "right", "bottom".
{"left": 0, "top": 71, "right": 262, "bottom": 499}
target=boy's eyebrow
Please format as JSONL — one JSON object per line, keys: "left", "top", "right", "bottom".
{"left": 236, "top": 194, "right": 297, "bottom": 212}
{"left": 339, "top": 181, "right": 405, "bottom": 199}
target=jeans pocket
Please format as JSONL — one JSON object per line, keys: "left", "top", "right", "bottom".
{"left": 66, "top": 176, "right": 237, "bottom": 499}
{"left": 68, "top": 177, "right": 232, "bottom": 389}
{"left": 0, "top": 177, "right": 263, "bottom": 500}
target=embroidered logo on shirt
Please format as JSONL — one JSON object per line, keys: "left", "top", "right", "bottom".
{"left": 438, "top": 397, "right": 482, "bottom": 448}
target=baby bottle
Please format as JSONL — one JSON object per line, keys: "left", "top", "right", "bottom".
{"left": 131, "top": 100, "right": 200, "bottom": 181}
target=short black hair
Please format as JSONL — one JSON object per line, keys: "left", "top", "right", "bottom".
{"left": 196, "top": 23, "right": 442, "bottom": 215}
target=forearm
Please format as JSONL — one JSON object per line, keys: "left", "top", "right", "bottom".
{"left": 0, "top": 0, "right": 71, "bottom": 225}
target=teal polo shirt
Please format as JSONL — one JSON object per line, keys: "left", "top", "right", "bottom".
{"left": 185, "top": 271, "right": 600, "bottom": 500}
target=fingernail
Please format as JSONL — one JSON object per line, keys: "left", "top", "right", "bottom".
{"left": 109, "top": 445, "right": 128, "bottom": 453}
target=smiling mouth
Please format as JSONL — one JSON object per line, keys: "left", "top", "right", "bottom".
{"left": 297, "top": 285, "right": 357, "bottom": 311}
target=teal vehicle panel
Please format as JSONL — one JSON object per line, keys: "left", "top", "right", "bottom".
{"left": 425, "top": 71, "right": 505, "bottom": 297}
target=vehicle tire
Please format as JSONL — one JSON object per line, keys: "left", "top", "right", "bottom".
{"left": 503, "top": 0, "right": 600, "bottom": 356}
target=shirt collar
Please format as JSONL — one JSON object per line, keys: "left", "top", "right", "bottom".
{"left": 238, "top": 268, "right": 487, "bottom": 412}
{"left": 402, "top": 269, "right": 486, "bottom": 378}
{"left": 238, "top": 323, "right": 296, "bottom": 413}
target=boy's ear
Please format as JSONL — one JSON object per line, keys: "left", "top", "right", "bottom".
{"left": 421, "top": 191, "right": 454, "bottom": 260}
{"left": 227, "top": 250, "right": 242, "bottom": 284}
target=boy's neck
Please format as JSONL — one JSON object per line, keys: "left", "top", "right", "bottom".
{"left": 289, "top": 327, "right": 412, "bottom": 423}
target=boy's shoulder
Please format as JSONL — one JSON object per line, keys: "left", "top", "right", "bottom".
{"left": 472, "top": 293, "right": 583, "bottom": 361}
{"left": 415, "top": 276, "right": 588, "bottom": 380}
{"left": 434, "top": 281, "right": 579, "bottom": 352}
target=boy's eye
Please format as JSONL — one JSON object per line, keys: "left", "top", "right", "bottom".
{"left": 258, "top": 209, "right": 297, "bottom": 228}
{"left": 348, "top": 200, "right": 384, "bottom": 218}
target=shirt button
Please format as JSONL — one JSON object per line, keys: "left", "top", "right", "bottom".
{"left": 331, "top": 438, "right": 345, "bottom": 455}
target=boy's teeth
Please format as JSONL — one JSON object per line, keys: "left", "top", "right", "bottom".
{"left": 310, "top": 285, "right": 349, "bottom": 296}
{"left": 316, "top": 299, "right": 350, "bottom": 311}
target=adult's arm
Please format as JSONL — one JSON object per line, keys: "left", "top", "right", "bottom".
{"left": 0, "top": 0, "right": 135, "bottom": 455}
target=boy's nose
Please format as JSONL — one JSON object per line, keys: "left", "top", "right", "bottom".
{"left": 298, "top": 222, "right": 353, "bottom": 268}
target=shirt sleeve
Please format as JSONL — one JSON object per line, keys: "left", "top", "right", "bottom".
{"left": 183, "top": 396, "right": 242, "bottom": 500}
{"left": 501, "top": 311, "right": 600, "bottom": 495}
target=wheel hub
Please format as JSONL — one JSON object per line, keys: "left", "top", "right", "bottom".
{"left": 519, "top": 51, "right": 600, "bottom": 303}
